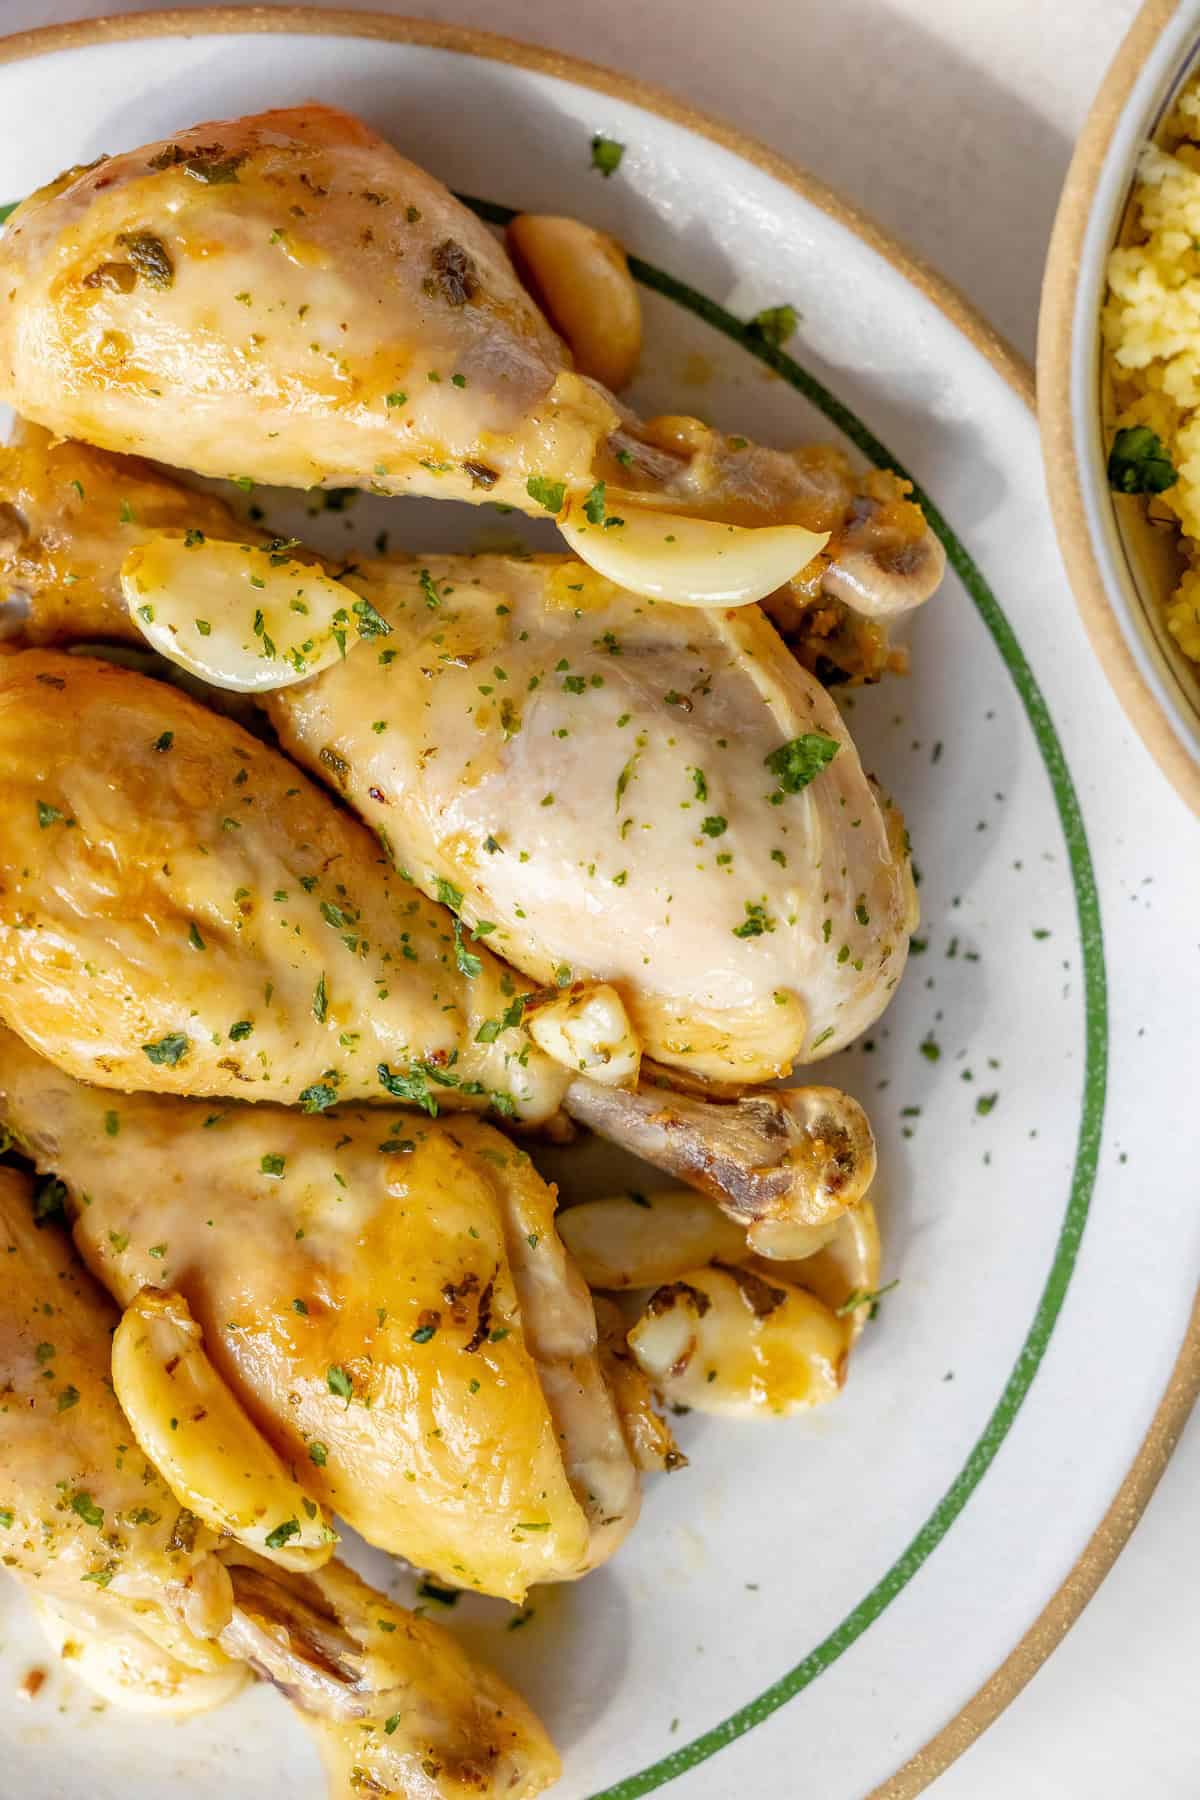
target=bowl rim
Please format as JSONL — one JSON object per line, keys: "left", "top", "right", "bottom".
{"left": 2, "top": 9, "right": 1199, "bottom": 1799}
{"left": 1038, "top": 0, "right": 1200, "bottom": 817}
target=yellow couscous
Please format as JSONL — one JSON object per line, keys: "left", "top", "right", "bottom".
{"left": 1103, "top": 75, "right": 1200, "bottom": 663}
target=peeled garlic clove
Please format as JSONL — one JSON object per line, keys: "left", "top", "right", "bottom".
{"left": 507, "top": 213, "right": 643, "bottom": 391}
{"left": 122, "top": 532, "right": 377, "bottom": 692}
{"left": 525, "top": 983, "right": 640, "bottom": 1086}
{"left": 559, "top": 1189, "right": 747, "bottom": 1290}
{"left": 628, "top": 1263, "right": 847, "bottom": 1416}
{"left": 32, "top": 1597, "right": 250, "bottom": 1717}
{"left": 557, "top": 504, "right": 828, "bottom": 608}
{"left": 112, "top": 1289, "right": 336, "bottom": 1570}
{"left": 772, "top": 1200, "right": 883, "bottom": 1345}
{"left": 745, "top": 1217, "right": 841, "bottom": 1263}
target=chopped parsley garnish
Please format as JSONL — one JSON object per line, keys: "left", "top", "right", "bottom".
{"left": 312, "top": 974, "right": 328, "bottom": 1024}
{"left": 453, "top": 919, "right": 482, "bottom": 978}
{"left": 259, "top": 1153, "right": 286, "bottom": 1178}
{"left": 308, "top": 1440, "right": 328, "bottom": 1466}
{"left": 142, "top": 1032, "right": 189, "bottom": 1067}
{"left": 326, "top": 1365, "right": 353, "bottom": 1400}
{"left": 411, "top": 1322, "right": 438, "bottom": 1344}
{"left": 436, "top": 876, "right": 464, "bottom": 912}
{"left": 733, "top": 900, "right": 774, "bottom": 938}
{"left": 299, "top": 1082, "right": 338, "bottom": 1114}
{"left": 353, "top": 596, "right": 391, "bottom": 639}
{"left": 378, "top": 1062, "right": 438, "bottom": 1116}
{"left": 228, "top": 1020, "right": 253, "bottom": 1041}
{"left": 153, "top": 731, "right": 174, "bottom": 753}
{"left": 36, "top": 801, "right": 64, "bottom": 829}
{"left": 264, "top": 1518, "right": 300, "bottom": 1550}
{"left": 104, "top": 1110, "right": 120, "bottom": 1137}
{"left": 835, "top": 1279, "right": 899, "bottom": 1319}
{"left": 1106, "top": 425, "right": 1178, "bottom": 495}
{"left": 749, "top": 303, "right": 798, "bottom": 348}
{"left": 418, "top": 567, "right": 441, "bottom": 609}
{"left": 526, "top": 475, "right": 566, "bottom": 513}
{"left": 70, "top": 1491, "right": 104, "bottom": 1529}
{"left": 764, "top": 733, "right": 840, "bottom": 793}
{"left": 976, "top": 1092, "right": 999, "bottom": 1116}
{"left": 701, "top": 815, "right": 727, "bottom": 838}
{"left": 583, "top": 480, "right": 607, "bottom": 524}
{"left": 591, "top": 135, "right": 625, "bottom": 177}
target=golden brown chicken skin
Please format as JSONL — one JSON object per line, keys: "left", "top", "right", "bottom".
{"left": 0, "top": 646, "right": 569, "bottom": 1121}
{"left": 0, "top": 439, "right": 917, "bottom": 1082}
{"left": 0, "top": 1166, "right": 560, "bottom": 1795}
{"left": 0, "top": 105, "right": 943, "bottom": 640}
{"left": 0, "top": 1027, "right": 645, "bottom": 1601}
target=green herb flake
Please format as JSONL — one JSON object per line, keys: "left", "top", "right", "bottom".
{"left": 264, "top": 1517, "right": 300, "bottom": 1551}
{"left": 70, "top": 1491, "right": 104, "bottom": 1529}
{"left": 590, "top": 135, "right": 625, "bottom": 177}
{"left": 526, "top": 475, "right": 566, "bottom": 513}
{"left": 142, "top": 1032, "right": 189, "bottom": 1067}
{"left": 764, "top": 733, "right": 840, "bottom": 793}
{"left": 299, "top": 1082, "right": 338, "bottom": 1114}
{"left": 749, "top": 303, "right": 799, "bottom": 348}
{"left": 835, "top": 1279, "right": 900, "bottom": 1320}
{"left": 1107, "top": 425, "right": 1178, "bottom": 496}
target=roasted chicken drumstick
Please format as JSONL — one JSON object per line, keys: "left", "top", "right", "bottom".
{"left": 0, "top": 437, "right": 916, "bottom": 1082}
{"left": 0, "top": 1166, "right": 560, "bottom": 1797}
{"left": 0, "top": 1025, "right": 658, "bottom": 1600}
{"left": 0, "top": 649, "right": 876, "bottom": 1238}
{"left": 0, "top": 105, "right": 943, "bottom": 641}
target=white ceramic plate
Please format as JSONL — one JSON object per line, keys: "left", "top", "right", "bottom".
{"left": 0, "top": 14, "right": 1197, "bottom": 1800}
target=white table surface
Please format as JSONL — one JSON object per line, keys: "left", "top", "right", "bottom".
{"left": 5, "top": 1, "right": 1197, "bottom": 1795}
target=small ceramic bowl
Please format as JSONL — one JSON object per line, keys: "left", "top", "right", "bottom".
{"left": 1039, "top": 0, "right": 1200, "bottom": 814}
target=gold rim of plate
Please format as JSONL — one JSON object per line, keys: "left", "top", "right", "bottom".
{"left": 0, "top": 8, "right": 1197, "bottom": 1797}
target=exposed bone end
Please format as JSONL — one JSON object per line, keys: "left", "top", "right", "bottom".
{"left": 563, "top": 1076, "right": 876, "bottom": 1233}
{"left": 524, "top": 981, "right": 641, "bottom": 1086}
{"left": 820, "top": 475, "right": 946, "bottom": 623}
{"left": 221, "top": 1555, "right": 561, "bottom": 1798}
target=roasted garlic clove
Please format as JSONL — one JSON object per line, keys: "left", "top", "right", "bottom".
{"left": 764, "top": 1199, "right": 883, "bottom": 1345}
{"left": 112, "top": 1289, "right": 337, "bottom": 1571}
{"left": 627, "top": 1263, "right": 847, "bottom": 1416}
{"left": 558, "top": 1188, "right": 748, "bottom": 1290}
{"left": 525, "top": 983, "right": 641, "bottom": 1086}
{"left": 122, "top": 532, "right": 369, "bottom": 691}
{"left": 507, "top": 212, "right": 643, "bottom": 391}
{"left": 558, "top": 502, "right": 829, "bottom": 608}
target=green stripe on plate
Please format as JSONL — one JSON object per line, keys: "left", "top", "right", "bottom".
{"left": 457, "top": 192, "right": 1108, "bottom": 1799}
